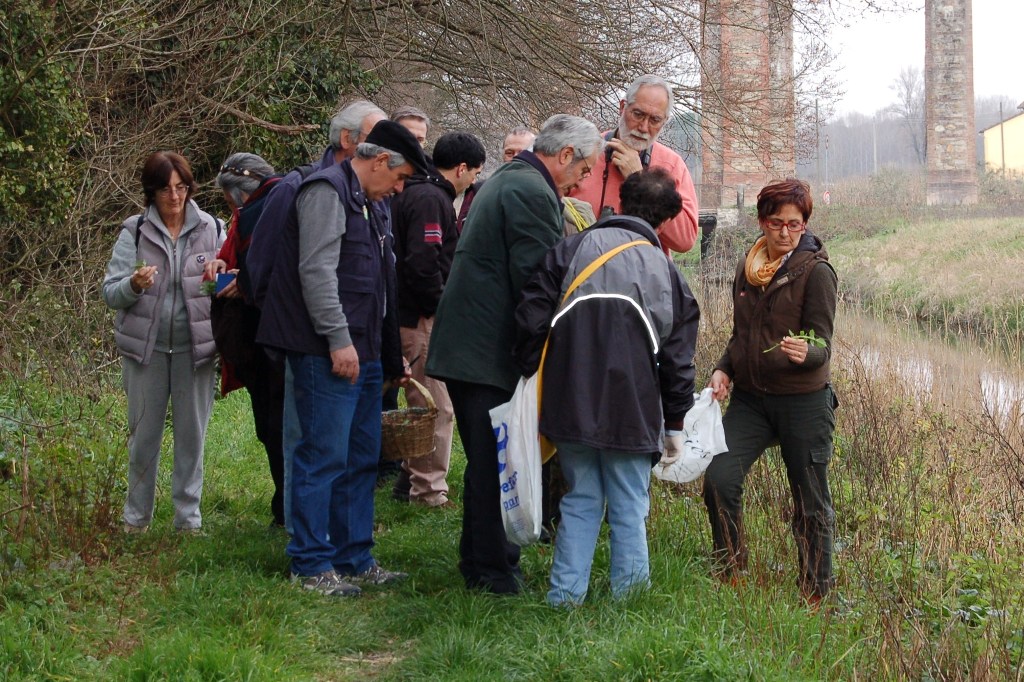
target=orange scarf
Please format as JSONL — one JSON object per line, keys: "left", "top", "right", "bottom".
{"left": 744, "top": 236, "right": 784, "bottom": 287}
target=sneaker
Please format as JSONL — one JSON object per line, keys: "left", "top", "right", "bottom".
{"left": 291, "top": 570, "right": 361, "bottom": 597}
{"left": 123, "top": 523, "right": 149, "bottom": 535}
{"left": 347, "top": 563, "right": 408, "bottom": 585}
{"left": 802, "top": 590, "right": 829, "bottom": 611}
{"left": 176, "top": 526, "right": 205, "bottom": 536}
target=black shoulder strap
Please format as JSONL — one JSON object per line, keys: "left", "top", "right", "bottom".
{"left": 295, "top": 163, "right": 318, "bottom": 180}
{"left": 133, "top": 214, "right": 145, "bottom": 250}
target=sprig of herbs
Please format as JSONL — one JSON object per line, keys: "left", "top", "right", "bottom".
{"left": 199, "top": 280, "right": 217, "bottom": 295}
{"left": 763, "top": 328, "right": 827, "bottom": 353}
{"left": 134, "top": 259, "right": 147, "bottom": 269}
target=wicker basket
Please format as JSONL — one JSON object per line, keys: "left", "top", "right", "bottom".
{"left": 381, "top": 377, "right": 437, "bottom": 461}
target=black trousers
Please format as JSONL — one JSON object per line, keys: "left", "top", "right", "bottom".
{"left": 377, "top": 386, "right": 403, "bottom": 484}
{"left": 445, "top": 378, "right": 522, "bottom": 594}
{"left": 234, "top": 349, "right": 286, "bottom": 526}
{"left": 702, "top": 386, "right": 836, "bottom": 596}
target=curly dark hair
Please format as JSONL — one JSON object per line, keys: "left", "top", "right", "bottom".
{"left": 618, "top": 167, "right": 682, "bottom": 229}
{"left": 756, "top": 178, "right": 813, "bottom": 222}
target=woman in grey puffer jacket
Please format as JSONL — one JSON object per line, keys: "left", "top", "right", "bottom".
{"left": 102, "top": 151, "right": 224, "bottom": 534}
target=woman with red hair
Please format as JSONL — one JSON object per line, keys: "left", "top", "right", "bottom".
{"left": 702, "top": 178, "right": 839, "bottom": 606}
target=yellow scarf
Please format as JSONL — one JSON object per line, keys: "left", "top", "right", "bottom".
{"left": 744, "top": 236, "right": 785, "bottom": 287}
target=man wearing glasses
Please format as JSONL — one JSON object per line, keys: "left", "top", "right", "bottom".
{"left": 426, "top": 114, "right": 602, "bottom": 595}
{"left": 570, "top": 74, "right": 699, "bottom": 256}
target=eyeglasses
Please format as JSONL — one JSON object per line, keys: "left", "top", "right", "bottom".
{"left": 157, "top": 183, "right": 189, "bottom": 197}
{"left": 764, "top": 219, "right": 806, "bottom": 232}
{"left": 626, "top": 107, "right": 667, "bottom": 127}
{"left": 579, "top": 156, "right": 592, "bottom": 179}
{"left": 353, "top": 126, "right": 375, "bottom": 144}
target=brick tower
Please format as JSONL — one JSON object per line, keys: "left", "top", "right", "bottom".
{"left": 925, "top": 0, "right": 978, "bottom": 205}
{"left": 701, "top": 0, "right": 796, "bottom": 213}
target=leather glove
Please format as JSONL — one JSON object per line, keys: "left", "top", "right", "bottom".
{"left": 659, "top": 430, "right": 684, "bottom": 466}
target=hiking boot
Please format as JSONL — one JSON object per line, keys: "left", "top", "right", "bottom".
{"left": 291, "top": 570, "right": 361, "bottom": 597}
{"left": 347, "top": 563, "right": 408, "bottom": 586}
{"left": 123, "top": 523, "right": 149, "bottom": 535}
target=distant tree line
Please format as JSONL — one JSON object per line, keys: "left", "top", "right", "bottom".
{"left": 797, "top": 65, "right": 1017, "bottom": 183}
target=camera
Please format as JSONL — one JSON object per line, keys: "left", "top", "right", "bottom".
{"left": 604, "top": 131, "right": 617, "bottom": 163}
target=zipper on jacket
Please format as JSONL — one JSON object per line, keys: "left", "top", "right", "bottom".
{"left": 168, "top": 238, "right": 177, "bottom": 353}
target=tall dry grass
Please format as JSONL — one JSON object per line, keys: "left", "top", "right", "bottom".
{"left": 689, "top": 266, "right": 1024, "bottom": 679}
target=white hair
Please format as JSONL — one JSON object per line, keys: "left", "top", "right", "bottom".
{"left": 533, "top": 115, "right": 602, "bottom": 159}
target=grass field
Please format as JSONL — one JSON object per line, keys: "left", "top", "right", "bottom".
{"left": 2, "top": 205, "right": 1024, "bottom": 680}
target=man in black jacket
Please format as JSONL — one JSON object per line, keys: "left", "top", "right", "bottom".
{"left": 391, "top": 132, "right": 486, "bottom": 508}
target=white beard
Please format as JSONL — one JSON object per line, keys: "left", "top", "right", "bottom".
{"left": 618, "top": 119, "right": 655, "bottom": 152}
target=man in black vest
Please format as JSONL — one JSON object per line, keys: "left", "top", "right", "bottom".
{"left": 246, "top": 100, "right": 387, "bottom": 534}
{"left": 258, "top": 121, "right": 428, "bottom": 597}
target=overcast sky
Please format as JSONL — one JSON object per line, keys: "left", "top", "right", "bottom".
{"left": 827, "top": 1, "right": 1018, "bottom": 117}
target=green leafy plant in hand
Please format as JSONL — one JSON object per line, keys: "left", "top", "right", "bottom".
{"left": 763, "top": 329, "right": 827, "bottom": 353}
{"left": 199, "top": 280, "right": 217, "bottom": 295}
{"left": 134, "top": 259, "right": 147, "bottom": 269}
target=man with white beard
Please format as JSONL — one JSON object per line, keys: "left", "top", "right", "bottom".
{"left": 570, "top": 74, "right": 699, "bottom": 256}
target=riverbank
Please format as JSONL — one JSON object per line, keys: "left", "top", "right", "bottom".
{"left": 3, "top": 370, "right": 1022, "bottom": 680}
{"left": 825, "top": 211, "right": 1024, "bottom": 359}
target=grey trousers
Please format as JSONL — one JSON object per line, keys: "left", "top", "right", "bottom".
{"left": 122, "top": 352, "right": 215, "bottom": 530}
{"left": 702, "top": 386, "right": 837, "bottom": 596}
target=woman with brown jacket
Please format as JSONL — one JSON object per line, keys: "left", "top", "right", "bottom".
{"left": 702, "top": 178, "right": 839, "bottom": 606}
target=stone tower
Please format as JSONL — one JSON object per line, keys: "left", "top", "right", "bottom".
{"left": 701, "top": 0, "right": 796, "bottom": 212}
{"left": 925, "top": 0, "right": 978, "bottom": 205}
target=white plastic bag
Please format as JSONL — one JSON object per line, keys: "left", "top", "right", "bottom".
{"left": 653, "top": 387, "right": 728, "bottom": 484}
{"left": 489, "top": 374, "right": 543, "bottom": 546}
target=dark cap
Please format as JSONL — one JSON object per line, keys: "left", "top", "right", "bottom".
{"left": 364, "top": 120, "right": 429, "bottom": 175}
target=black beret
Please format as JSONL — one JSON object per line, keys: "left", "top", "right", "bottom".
{"left": 365, "top": 120, "right": 429, "bottom": 176}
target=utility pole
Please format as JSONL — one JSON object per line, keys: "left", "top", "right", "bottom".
{"left": 824, "top": 133, "right": 830, "bottom": 188}
{"left": 872, "top": 115, "right": 878, "bottom": 174}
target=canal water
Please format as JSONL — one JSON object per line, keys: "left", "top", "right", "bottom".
{"left": 835, "top": 306, "right": 1024, "bottom": 425}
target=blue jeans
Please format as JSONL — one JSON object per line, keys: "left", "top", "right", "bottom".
{"left": 285, "top": 355, "right": 382, "bottom": 577}
{"left": 548, "top": 442, "right": 652, "bottom": 606}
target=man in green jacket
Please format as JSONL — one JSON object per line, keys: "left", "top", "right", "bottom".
{"left": 426, "top": 114, "right": 602, "bottom": 594}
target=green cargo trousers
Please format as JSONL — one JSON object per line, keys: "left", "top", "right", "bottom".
{"left": 702, "top": 385, "right": 837, "bottom": 597}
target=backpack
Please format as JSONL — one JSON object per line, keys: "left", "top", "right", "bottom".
{"left": 246, "top": 161, "right": 320, "bottom": 308}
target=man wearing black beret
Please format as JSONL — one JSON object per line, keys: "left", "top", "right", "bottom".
{"left": 258, "top": 120, "right": 428, "bottom": 597}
